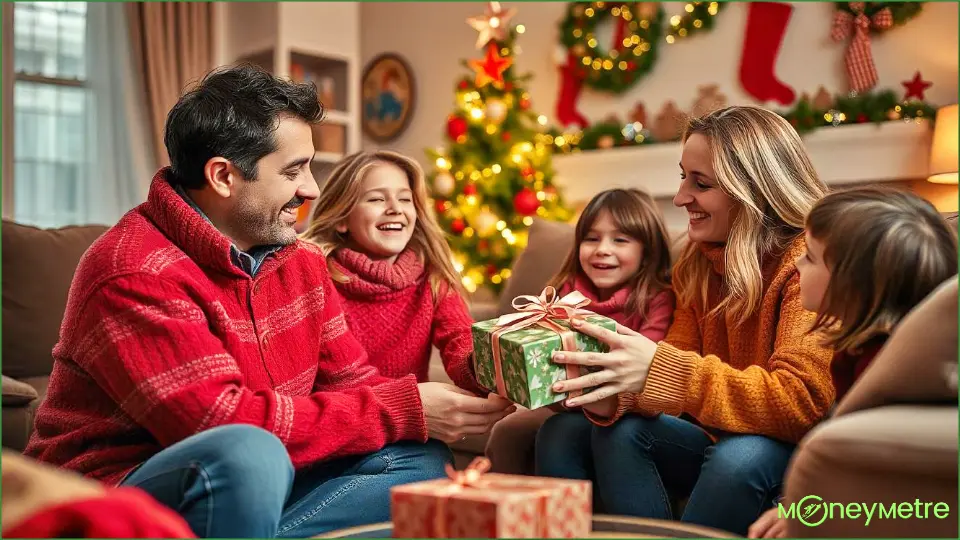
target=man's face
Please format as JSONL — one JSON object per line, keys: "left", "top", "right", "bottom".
{"left": 229, "top": 116, "right": 320, "bottom": 249}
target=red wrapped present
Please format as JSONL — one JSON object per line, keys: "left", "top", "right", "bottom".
{"left": 391, "top": 457, "right": 591, "bottom": 538}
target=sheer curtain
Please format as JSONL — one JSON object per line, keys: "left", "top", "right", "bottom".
{"left": 83, "top": 1, "right": 153, "bottom": 224}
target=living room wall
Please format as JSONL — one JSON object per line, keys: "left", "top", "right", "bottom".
{"left": 359, "top": 2, "right": 959, "bottom": 221}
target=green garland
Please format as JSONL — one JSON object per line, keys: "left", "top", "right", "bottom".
{"left": 782, "top": 89, "right": 934, "bottom": 134}
{"left": 558, "top": 2, "right": 663, "bottom": 94}
{"left": 834, "top": 2, "right": 923, "bottom": 32}
{"left": 561, "top": 89, "right": 936, "bottom": 152}
{"left": 666, "top": 2, "right": 726, "bottom": 42}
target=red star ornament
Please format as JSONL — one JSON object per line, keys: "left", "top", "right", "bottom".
{"left": 469, "top": 44, "right": 513, "bottom": 88}
{"left": 902, "top": 71, "right": 933, "bottom": 101}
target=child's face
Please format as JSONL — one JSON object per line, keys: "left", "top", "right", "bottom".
{"left": 796, "top": 231, "right": 831, "bottom": 312}
{"left": 578, "top": 210, "right": 643, "bottom": 294}
{"left": 674, "top": 133, "right": 738, "bottom": 243}
{"left": 337, "top": 163, "right": 417, "bottom": 263}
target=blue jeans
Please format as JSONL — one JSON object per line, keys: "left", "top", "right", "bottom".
{"left": 120, "top": 424, "right": 451, "bottom": 538}
{"left": 535, "top": 413, "right": 794, "bottom": 536}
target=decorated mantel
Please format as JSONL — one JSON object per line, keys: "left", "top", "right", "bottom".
{"left": 545, "top": 1, "right": 941, "bottom": 202}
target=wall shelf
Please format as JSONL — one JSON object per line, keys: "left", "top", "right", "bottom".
{"left": 552, "top": 120, "right": 935, "bottom": 203}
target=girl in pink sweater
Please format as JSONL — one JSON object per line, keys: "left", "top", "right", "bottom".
{"left": 302, "top": 151, "right": 484, "bottom": 395}
{"left": 486, "top": 188, "right": 676, "bottom": 474}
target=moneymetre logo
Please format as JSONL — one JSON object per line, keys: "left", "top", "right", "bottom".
{"left": 778, "top": 495, "right": 952, "bottom": 528}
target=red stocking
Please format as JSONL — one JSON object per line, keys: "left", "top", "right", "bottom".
{"left": 556, "top": 52, "right": 589, "bottom": 128}
{"left": 739, "top": 2, "right": 796, "bottom": 105}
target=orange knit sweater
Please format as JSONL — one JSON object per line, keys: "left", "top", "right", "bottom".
{"left": 591, "top": 235, "right": 835, "bottom": 444}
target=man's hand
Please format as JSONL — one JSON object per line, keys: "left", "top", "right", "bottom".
{"left": 418, "top": 382, "right": 516, "bottom": 443}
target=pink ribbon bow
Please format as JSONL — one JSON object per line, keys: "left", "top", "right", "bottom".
{"left": 831, "top": 2, "right": 894, "bottom": 93}
{"left": 489, "top": 287, "right": 594, "bottom": 401}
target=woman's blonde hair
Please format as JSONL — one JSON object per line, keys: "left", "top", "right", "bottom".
{"left": 672, "top": 105, "right": 827, "bottom": 323}
{"left": 806, "top": 186, "right": 957, "bottom": 352}
{"left": 301, "top": 150, "right": 465, "bottom": 298}
{"left": 549, "top": 188, "right": 672, "bottom": 319}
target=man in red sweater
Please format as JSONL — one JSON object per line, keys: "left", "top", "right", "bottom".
{"left": 23, "top": 65, "right": 513, "bottom": 538}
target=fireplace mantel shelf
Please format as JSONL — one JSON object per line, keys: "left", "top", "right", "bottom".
{"left": 552, "top": 120, "right": 934, "bottom": 202}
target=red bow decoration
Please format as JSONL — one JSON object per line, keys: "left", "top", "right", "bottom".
{"left": 831, "top": 3, "right": 894, "bottom": 93}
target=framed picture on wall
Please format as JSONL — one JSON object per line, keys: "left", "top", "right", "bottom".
{"left": 361, "top": 53, "right": 415, "bottom": 142}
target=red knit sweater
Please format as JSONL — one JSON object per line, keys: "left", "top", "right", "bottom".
{"left": 557, "top": 275, "right": 675, "bottom": 341}
{"left": 330, "top": 248, "right": 483, "bottom": 395}
{"left": 23, "top": 170, "right": 427, "bottom": 485}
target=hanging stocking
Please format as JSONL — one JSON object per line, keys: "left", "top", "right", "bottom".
{"left": 739, "top": 2, "right": 796, "bottom": 105}
{"left": 556, "top": 51, "right": 589, "bottom": 128}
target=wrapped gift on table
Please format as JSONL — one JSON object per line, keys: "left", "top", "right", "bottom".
{"left": 471, "top": 286, "right": 616, "bottom": 409}
{"left": 391, "top": 457, "right": 591, "bottom": 538}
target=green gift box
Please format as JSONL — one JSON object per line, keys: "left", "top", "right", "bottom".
{"left": 471, "top": 314, "right": 615, "bottom": 409}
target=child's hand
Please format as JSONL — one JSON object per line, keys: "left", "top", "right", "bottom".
{"left": 747, "top": 508, "right": 787, "bottom": 538}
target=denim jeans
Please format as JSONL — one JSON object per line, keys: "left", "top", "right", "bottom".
{"left": 120, "top": 424, "right": 451, "bottom": 538}
{"left": 535, "top": 413, "right": 794, "bottom": 536}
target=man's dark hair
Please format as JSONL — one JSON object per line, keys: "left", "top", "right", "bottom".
{"left": 164, "top": 64, "right": 324, "bottom": 189}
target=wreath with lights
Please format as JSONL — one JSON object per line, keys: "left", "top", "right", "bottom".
{"left": 559, "top": 2, "right": 726, "bottom": 94}
{"left": 833, "top": 2, "right": 923, "bottom": 33}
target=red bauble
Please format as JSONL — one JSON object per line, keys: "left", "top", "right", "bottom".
{"left": 501, "top": 132, "right": 511, "bottom": 142}
{"left": 451, "top": 218, "right": 466, "bottom": 234}
{"left": 463, "top": 183, "right": 478, "bottom": 196}
{"left": 519, "top": 97, "right": 531, "bottom": 110}
{"left": 513, "top": 188, "right": 540, "bottom": 216}
{"left": 487, "top": 264, "right": 498, "bottom": 276}
{"left": 521, "top": 166, "right": 535, "bottom": 179}
{"left": 857, "top": 113, "right": 868, "bottom": 123}
{"left": 434, "top": 199, "right": 447, "bottom": 213}
{"left": 478, "top": 240, "right": 490, "bottom": 252}
{"left": 458, "top": 80, "right": 469, "bottom": 90}
{"left": 504, "top": 82, "right": 514, "bottom": 91}
{"left": 446, "top": 115, "right": 468, "bottom": 141}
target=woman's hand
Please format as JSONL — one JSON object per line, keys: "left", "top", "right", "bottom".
{"left": 550, "top": 320, "right": 659, "bottom": 407}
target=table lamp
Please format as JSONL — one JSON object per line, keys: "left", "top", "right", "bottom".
{"left": 928, "top": 104, "right": 958, "bottom": 184}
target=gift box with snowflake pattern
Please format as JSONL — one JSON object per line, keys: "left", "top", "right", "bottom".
{"left": 470, "top": 314, "right": 614, "bottom": 409}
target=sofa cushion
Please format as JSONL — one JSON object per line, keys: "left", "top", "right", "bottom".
{"left": 496, "top": 219, "right": 575, "bottom": 316}
{"left": 1, "top": 375, "right": 38, "bottom": 406}
{"left": 2, "top": 221, "right": 109, "bottom": 379}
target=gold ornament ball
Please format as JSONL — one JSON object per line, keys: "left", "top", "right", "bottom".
{"left": 597, "top": 135, "right": 615, "bottom": 149}
{"left": 433, "top": 172, "right": 455, "bottom": 197}
{"left": 472, "top": 209, "right": 500, "bottom": 237}
{"left": 485, "top": 99, "right": 508, "bottom": 124}
{"left": 887, "top": 109, "right": 901, "bottom": 121}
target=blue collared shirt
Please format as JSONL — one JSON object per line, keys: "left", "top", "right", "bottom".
{"left": 175, "top": 185, "right": 282, "bottom": 277}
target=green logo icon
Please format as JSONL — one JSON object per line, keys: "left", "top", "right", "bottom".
{"left": 797, "top": 495, "right": 828, "bottom": 527}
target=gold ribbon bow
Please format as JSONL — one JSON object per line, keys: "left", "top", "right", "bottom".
{"left": 831, "top": 2, "right": 894, "bottom": 93}
{"left": 432, "top": 457, "right": 551, "bottom": 537}
{"left": 489, "top": 287, "right": 595, "bottom": 401}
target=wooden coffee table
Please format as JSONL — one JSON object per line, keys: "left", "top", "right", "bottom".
{"left": 314, "top": 514, "right": 738, "bottom": 538}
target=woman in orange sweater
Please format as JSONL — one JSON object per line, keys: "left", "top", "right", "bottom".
{"left": 535, "top": 106, "right": 834, "bottom": 536}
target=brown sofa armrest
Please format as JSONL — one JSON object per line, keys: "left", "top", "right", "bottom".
{"left": 784, "top": 405, "right": 958, "bottom": 538}
{"left": 2, "top": 375, "right": 39, "bottom": 406}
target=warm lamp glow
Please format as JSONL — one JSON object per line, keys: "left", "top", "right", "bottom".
{"left": 928, "top": 104, "right": 958, "bottom": 184}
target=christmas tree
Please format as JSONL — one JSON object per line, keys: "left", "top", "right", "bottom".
{"left": 426, "top": 2, "right": 572, "bottom": 294}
